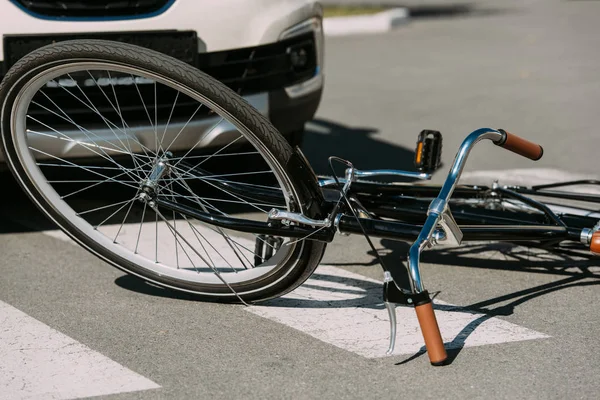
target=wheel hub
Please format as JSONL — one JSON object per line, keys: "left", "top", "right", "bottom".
{"left": 139, "top": 152, "right": 173, "bottom": 204}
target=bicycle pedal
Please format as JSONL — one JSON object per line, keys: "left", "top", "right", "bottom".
{"left": 414, "top": 130, "right": 443, "bottom": 173}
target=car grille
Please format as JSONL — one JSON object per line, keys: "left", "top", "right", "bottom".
{"left": 8, "top": 32, "right": 318, "bottom": 131}
{"left": 198, "top": 32, "right": 317, "bottom": 95}
{"left": 11, "top": 0, "right": 172, "bottom": 18}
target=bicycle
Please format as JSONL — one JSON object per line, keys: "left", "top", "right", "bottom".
{"left": 1, "top": 40, "right": 599, "bottom": 366}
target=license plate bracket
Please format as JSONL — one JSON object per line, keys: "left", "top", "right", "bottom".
{"left": 3, "top": 30, "right": 198, "bottom": 73}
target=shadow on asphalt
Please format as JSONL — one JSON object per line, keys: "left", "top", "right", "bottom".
{"left": 321, "top": 1, "right": 515, "bottom": 21}
{"left": 407, "top": 3, "right": 514, "bottom": 20}
{"left": 329, "top": 239, "right": 600, "bottom": 364}
{"left": 301, "top": 118, "right": 420, "bottom": 177}
{"left": 0, "top": 171, "right": 55, "bottom": 233}
{"left": 115, "top": 238, "right": 600, "bottom": 365}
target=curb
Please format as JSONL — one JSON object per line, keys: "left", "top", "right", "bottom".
{"left": 323, "top": 8, "right": 410, "bottom": 36}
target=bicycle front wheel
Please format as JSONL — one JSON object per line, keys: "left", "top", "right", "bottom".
{"left": 0, "top": 40, "right": 326, "bottom": 302}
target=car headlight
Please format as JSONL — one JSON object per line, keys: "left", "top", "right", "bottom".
{"left": 280, "top": 17, "right": 324, "bottom": 72}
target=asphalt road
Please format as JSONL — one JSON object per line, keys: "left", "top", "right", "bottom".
{"left": 2, "top": 1, "right": 600, "bottom": 399}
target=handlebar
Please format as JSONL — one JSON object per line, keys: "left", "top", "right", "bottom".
{"left": 495, "top": 129, "right": 544, "bottom": 161}
{"left": 399, "top": 127, "right": 544, "bottom": 366}
{"left": 406, "top": 127, "right": 544, "bottom": 293}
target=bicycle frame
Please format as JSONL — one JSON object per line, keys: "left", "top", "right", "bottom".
{"left": 151, "top": 127, "right": 599, "bottom": 366}
{"left": 154, "top": 128, "right": 594, "bottom": 248}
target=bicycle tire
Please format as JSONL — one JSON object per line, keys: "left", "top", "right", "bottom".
{"left": 0, "top": 40, "right": 327, "bottom": 303}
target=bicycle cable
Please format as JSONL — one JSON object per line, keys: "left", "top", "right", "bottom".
{"left": 327, "top": 156, "right": 391, "bottom": 275}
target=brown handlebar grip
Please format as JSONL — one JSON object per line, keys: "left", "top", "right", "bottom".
{"left": 590, "top": 231, "right": 600, "bottom": 255}
{"left": 415, "top": 302, "right": 448, "bottom": 366}
{"left": 497, "top": 129, "right": 544, "bottom": 161}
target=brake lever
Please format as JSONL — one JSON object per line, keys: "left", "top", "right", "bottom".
{"left": 383, "top": 271, "right": 398, "bottom": 355}
{"left": 382, "top": 271, "right": 434, "bottom": 355}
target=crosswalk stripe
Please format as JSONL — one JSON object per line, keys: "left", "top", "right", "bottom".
{"left": 0, "top": 301, "right": 160, "bottom": 400}
{"left": 246, "top": 265, "right": 550, "bottom": 358}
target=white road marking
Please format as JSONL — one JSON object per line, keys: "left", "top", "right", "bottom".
{"left": 0, "top": 301, "right": 160, "bottom": 400}
{"left": 323, "top": 8, "right": 410, "bottom": 37}
{"left": 461, "top": 168, "right": 598, "bottom": 190}
{"left": 246, "top": 265, "right": 549, "bottom": 358}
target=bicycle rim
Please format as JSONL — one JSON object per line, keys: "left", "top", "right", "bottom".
{"left": 6, "top": 60, "right": 305, "bottom": 293}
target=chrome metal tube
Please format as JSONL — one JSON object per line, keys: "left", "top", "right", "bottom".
{"left": 407, "top": 128, "right": 504, "bottom": 293}
{"left": 318, "top": 169, "right": 432, "bottom": 187}
{"left": 352, "top": 169, "right": 431, "bottom": 180}
{"left": 437, "top": 128, "right": 504, "bottom": 202}
{"left": 408, "top": 216, "right": 438, "bottom": 292}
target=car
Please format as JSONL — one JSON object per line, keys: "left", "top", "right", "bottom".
{"left": 0, "top": 0, "right": 325, "bottom": 162}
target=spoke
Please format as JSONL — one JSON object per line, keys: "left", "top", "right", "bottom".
{"left": 27, "top": 115, "right": 128, "bottom": 157}
{"left": 222, "top": 233, "right": 252, "bottom": 270}
{"left": 131, "top": 73, "right": 156, "bottom": 137}
{"left": 106, "top": 71, "right": 128, "bottom": 130}
{"left": 59, "top": 160, "right": 151, "bottom": 200}
{"left": 165, "top": 167, "right": 275, "bottom": 181}
{"left": 165, "top": 178, "right": 278, "bottom": 252}
{"left": 167, "top": 150, "right": 260, "bottom": 161}
{"left": 161, "top": 91, "right": 179, "bottom": 148}
{"left": 159, "top": 171, "right": 285, "bottom": 207}
{"left": 181, "top": 215, "right": 236, "bottom": 272}
{"left": 60, "top": 79, "right": 141, "bottom": 158}
{"left": 37, "top": 163, "right": 124, "bottom": 170}
{"left": 190, "top": 174, "right": 270, "bottom": 213}
{"left": 163, "top": 178, "right": 225, "bottom": 272}
{"left": 175, "top": 176, "right": 252, "bottom": 270}
{"left": 113, "top": 194, "right": 138, "bottom": 242}
{"left": 104, "top": 70, "right": 151, "bottom": 172}
{"left": 71, "top": 72, "right": 139, "bottom": 167}
{"left": 152, "top": 181, "right": 269, "bottom": 261}
{"left": 29, "top": 99, "right": 143, "bottom": 183}
{"left": 154, "top": 208, "right": 217, "bottom": 271}
{"left": 162, "top": 180, "right": 179, "bottom": 267}
{"left": 49, "top": 179, "right": 138, "bottom": 184}
{"left": 152, "top": 206, "right": 248, "bottom": 305}
{"left": 165, "top": 163, "right": 285, "bottom": 202}
{"left": 95, "top": 197, "right": 137, "bottom": 230}
{"left": 286, "top": 224, "right": 330, "bottom": 246}
{"left": 171, "top": 129, "right": 239, "bottom": 172}
{"left": 182, "top": 180, "right": 252, "bottom": 270}
{"left": 46, "top": 83, "right": 157, "bottom": 160}
{"left": 162, "top": 103, "right": 204, "bottom": 156}
{"left": 27, "top": 126, "right": 127, "bottom": 157}
{"left": 158, "top": 194, "right": 283, "bottom": 208}
{"left": 29, "top": 147, "right": 141, "bottom": 191}
{"left": 155, "top": 202, "right": 159, "bottom": 263}
{"left": 34, "top": 91, "right": 129, "bottom": 155}
{"left": 198, "top": 177, "right": 284, "bottom": 192}
{"left": 134, "top": 203, "right": 147, "bottom": 254}
{"left": 168, "top": 180, "right": 225, "bottom": 215}
{"left": 155, "top": 214, "right": 203, "bottom": 274}
{"left": 167, "top": 164, "right": 280, "bottom": 212}
{"left": 77, "top": 199, "right": 133, "bottom": 216}
{"left": 154, "top": 80, "right": 159, "bottom": 155}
